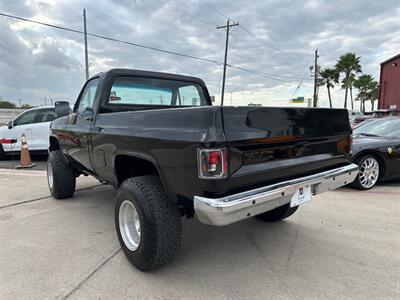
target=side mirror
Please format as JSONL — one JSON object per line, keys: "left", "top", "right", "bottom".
{"left": 7, "top": 120, "right": 13, "bottom": 129}
{"left": 55, "top": 101, "right": 72, "bottom": 117}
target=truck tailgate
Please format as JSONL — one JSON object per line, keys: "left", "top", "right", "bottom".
{"left": 222, "top": 107, "right": 352, "bottom": 194}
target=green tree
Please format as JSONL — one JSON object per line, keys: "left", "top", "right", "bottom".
{"left": 319, "top": 68, "right": 339, "bottom": 108}
{"left": 20, "top": 104, "right": 33, "bottom": 109}
{"left": 335, "top": 53, "right": 362, "bottom": 109}
{"left": 368, "top": 81, "right": 379, "bottom": 111}
{"left": 354, "top": 74, "right": 375, "bottom": 113}
{"left": 0, "top": 100, "right": 17, "bottom": 109}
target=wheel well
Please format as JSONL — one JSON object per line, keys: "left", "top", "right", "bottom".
{"left": 49, "top": 136, "right": 60, "bottom": 151}
{"left": 353, "top": 151, "right": 385, "bottom": 179}
{"left": 114, "top": 155, "right": 159, "bottom": 185}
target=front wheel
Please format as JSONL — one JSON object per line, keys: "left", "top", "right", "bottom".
{"left": 47, "top": 150, "right": 76, "bottom": 199}
{"left": 255, "top": 203, "right": 298, "bottom": 222}
{"left": 115, "top": 176, "right": 182, "bottom": 271}
{"left": 350, "top": 155, "right": 380, "bottom": 190}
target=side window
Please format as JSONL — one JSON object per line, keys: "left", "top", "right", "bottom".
{"left": 35, "top": 109, "right": 58, "bottom": 123}
{"left": 14, "top": 110, "right": 37, "bottom": 126}
{"left": 76, "top": 78, "right": 99, "bottom": 113}
{"left": 178, "top": 86, "right": 201, "bottom": 106}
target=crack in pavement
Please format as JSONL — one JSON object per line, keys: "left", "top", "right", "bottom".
{"left": 0, "top": 184, "right": 104, "bottom": 209}
{"left": 62, "top": 248, "right": 122, "bottom": 300}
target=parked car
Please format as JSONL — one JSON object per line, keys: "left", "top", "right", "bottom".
{"left": 0, "top": 102, "right": 71, "bottom": 160}
{"left": 47, "top": 69, "right": 358, "bottom": 271}
{"left": 351, "top": 109, "right": 399, "bottom": 128}
{"left": 350, "top": 117, "right": 400, "bottom": 189}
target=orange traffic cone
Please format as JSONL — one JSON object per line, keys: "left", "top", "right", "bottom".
{"left": 16, "top": 133, "right": 36, "bottom": 169}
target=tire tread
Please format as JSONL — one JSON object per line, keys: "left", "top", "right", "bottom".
{"left": 117, "top": 176, "right": 181, "bottom": 270}
{"left": 48, "top": 150, "right": 76, "bottom": 199}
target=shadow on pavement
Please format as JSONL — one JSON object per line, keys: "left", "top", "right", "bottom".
{"left": 0, "top": 153, "right": 48, "bottom": 170}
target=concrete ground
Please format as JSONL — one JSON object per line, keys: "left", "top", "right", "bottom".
{"left": 0, "top": 154, "right": 47, "bottom": 171}
{"left": 0, "top": 169, "right": 399, "bottom": 300}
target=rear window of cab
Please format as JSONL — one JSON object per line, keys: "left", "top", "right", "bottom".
{"left": 108, "top": 76, "right": 208, "bottom": 107}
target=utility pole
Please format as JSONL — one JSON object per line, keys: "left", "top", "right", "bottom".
{"left": 83, "top": 9, "right": 89, "bottom": 80}
{"left": 217, "top": 19, "right": 239, "bottom": 106}
{"left": 312, "top": 49, "right": 319, "bottom": 107}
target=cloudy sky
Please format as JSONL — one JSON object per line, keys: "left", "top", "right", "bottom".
{"left": 0, "top": 0, "right": 399, "bottom": 109}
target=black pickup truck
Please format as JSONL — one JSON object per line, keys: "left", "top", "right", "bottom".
{"left": 48, "top": 69, "right": 358, "bottom": 271}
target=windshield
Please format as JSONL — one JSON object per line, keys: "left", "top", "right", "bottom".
{"left": 353, "top": 118, "right": 400, "bottom": 137}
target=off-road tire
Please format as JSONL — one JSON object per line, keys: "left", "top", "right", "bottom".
{"left": 350, "top": 155, "right": 381, "bottom": 190}
{"left": 256, "top": 203, "right": 298, "bottom": 222}
{"left": 115, "top": 176, "right": 182, "bottom": 271}
{"left": 0, "top": 144, "right": 6, "bottom": 160}
{"left": 47, "top": 150, "right": 76, "bottom": 199}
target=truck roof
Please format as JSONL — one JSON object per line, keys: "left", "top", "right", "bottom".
{"left": 91, "top": 68, "right": 207, "bottom": 86}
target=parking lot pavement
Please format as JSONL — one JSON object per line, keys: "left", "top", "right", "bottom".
{"left": 0, "top": 155, "right": 47, "bottom": 171}
{"left": 0, "top": 170, "right": 399, "bottom": 300}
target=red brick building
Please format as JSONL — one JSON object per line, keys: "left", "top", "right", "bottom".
{"left": 379, "top": 54, "right": 400, "bottom": 109}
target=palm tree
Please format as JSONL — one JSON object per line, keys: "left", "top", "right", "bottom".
{"left": 340, "top": 74, "right": 356, "bottom": 110}
{"left": 319, "top": 68, "right": 339, "bottom": 108}
{"left": 335, "top": 53, "right": 362, "bottom": 109}
{"left": 354, "top": 74, "right": 374, "bottom": 113}
{"left": 368, "top": 81, "right": 379, "bottom": 111}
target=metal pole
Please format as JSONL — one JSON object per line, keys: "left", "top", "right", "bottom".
{"left": 217, "top": 20, "right": 239, "bottom": 106}
{"left": 83, "top": 9, "right": 89, "bottom": 80}
{"left": 220, "top": 20, "right": 230, "bottom": 106}
{"left": 313, "top": 49, "right": 319, "bottom": 107}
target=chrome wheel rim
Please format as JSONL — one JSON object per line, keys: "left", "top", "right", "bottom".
{"left": 359, "top": 157, "right": 379, "bottom": 189}
{"left": 47, "top": 160, "right": 53, "bottom": 189}
{"left": 119, "top": 200, "right": 141, "bottom": 251}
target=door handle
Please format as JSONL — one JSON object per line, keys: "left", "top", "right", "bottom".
{"left": 94, "top": 127, "right": 105, "bottom": 133}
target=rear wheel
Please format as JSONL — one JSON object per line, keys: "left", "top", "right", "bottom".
{"left": 0, "top": 144, "right": 6, "bottom": 160}
{"left": 47, "top": 150, "right": 76, "bottom": 199}
{"left": 351, "top": 155, "right": 380, "bottom": 190}
{"left": 115, "top": 176, "right": 182, "bottom": 271}
{"left": 256, "top": 203, "right": 298, "bottom": 222}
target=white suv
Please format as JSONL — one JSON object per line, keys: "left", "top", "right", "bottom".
{"left": 0, "top": 103, "right": 71, "bottom": 160}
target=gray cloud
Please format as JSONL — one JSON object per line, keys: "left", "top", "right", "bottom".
{"left": 0, "top": 0, "right": 399, "bottom": 108}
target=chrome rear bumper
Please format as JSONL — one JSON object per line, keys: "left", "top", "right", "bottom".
{"left": 194, "top": 163, "right": 359, "bottom": 226}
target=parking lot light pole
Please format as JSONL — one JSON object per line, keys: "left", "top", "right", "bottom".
{"left": 83, "top": 9, "right": 89, "bottom": 80}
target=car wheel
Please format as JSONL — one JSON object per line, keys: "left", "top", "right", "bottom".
{"left": 0, "top": 144, "right": 6, "bottom": 160}
{"left": 351, "top": 155, "right": 380, "bottom": 190}
{"left": 47, "top": 150, "right": 76, "bottom": 199}
{"left": 255, "top": 203, "right": 298, "bottom": 222}
{"left": 115, "top": 176, "right": 182, "bottom": 271}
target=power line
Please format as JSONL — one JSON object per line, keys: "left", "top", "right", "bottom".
{"left": 195, "top": 3, "right": 311, "bottom": 75}
{"left": 228, "top": 64, "right": 311, "bottom": 84}
{"left": 195, "top": 1, "right": 309, "bottom": 68}
{"left": 157, "top": 0, "right": 218, "bottom": 27}
{"left": 0, "top": 12, "right": 309, "bottom": 85}
{"left": 200, "top": 0, "right": 232, "bottom": 21}
{"left": 238, "top": 25, "right": 311, "bottom": 69}
{"left": 0, "top": 12, "right": 221, "bottom": 65}
{"left": 227, "top": 65, "right": 299, "bottom": 85}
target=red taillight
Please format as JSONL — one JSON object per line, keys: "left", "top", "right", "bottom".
{"left": 198, "top": 149, "right": 227, "bottom": 179}
{"left": 208, "top": 151, "right": 220, "bottom": 171}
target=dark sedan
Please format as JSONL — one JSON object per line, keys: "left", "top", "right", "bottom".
{"left": 350, "top": 117, "right": 400, "bottom": 189}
